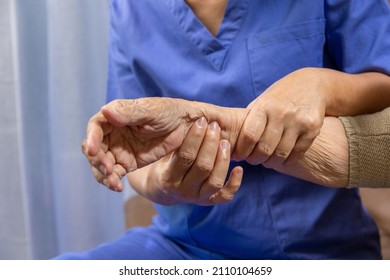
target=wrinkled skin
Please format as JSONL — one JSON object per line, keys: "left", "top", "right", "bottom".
{"left": 82, "top": 97, "right": 247, "bottom": 191}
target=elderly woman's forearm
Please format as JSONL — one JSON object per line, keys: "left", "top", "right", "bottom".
{"left": 273, "top": 117, "right": 349, "bottom": 188}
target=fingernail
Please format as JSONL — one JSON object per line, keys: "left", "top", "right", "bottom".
{"left": 221, "top": 139, "right": 230, "bottom": 150}
{"left": 197, "top": 117, "right": 207, "bottom": 128}
{"left": 210, "top": 122, "right": 219, "bottom": 131}
{"left": 220, "top": 140, "right": 230, "bottom": 160}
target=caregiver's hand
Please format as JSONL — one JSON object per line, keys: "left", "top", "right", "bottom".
{"left": 233, "top": 68, "right": 327, "bottom": 167}
{"left": 128, "top": 118, "right": 243, "bottom": 206}
{"left": 82, "top": 97, "right": 247, "bottom": 192}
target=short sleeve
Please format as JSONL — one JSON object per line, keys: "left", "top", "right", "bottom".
{"left": 106, "top": 0, "right": 145, "bottom": 103}
{"left": 325, "top": 0, "right": 390, "bottom": 75}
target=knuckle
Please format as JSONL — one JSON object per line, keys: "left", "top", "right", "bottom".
{"left": 177, "top": 150, "right": 196, "bottom": 166}
{"left": 246, "top": 142, "right": 275, "bottom": 165}
{"left": 257, "top": 143, "right": 273, "bottom": 158}
{"left": 274, "top": 150, "right": 289, "bottom": 162}
{"left": 242, "top": 129, "right": 257, "bottom": 145}
{"left": 298, "top": 114, "right": 322, "bottom": 132}
{"left": 306, "top": 119, "right": 321, "bottom": 131}
{"left": 195, "top": 159, "right": 214, "bottom": 175}
{"left": 207, "top": 177, "right": 224, "bottom": 190}
{"left": 222, "top": 192, "right": 235, "bottom": 202}
{"left": 192, "top": 126, "right": 206, "bottom": 138}
{"left": 275, "top": 108, "right": 289, "bottom": 121}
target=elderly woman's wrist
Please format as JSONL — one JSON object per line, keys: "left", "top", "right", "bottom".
{"left": 185, "top": 100, "right": 248, "bottom": 151}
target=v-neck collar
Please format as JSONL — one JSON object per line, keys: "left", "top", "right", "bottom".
{"left": 164, "top": 0, "right": 250, "bottom": 71}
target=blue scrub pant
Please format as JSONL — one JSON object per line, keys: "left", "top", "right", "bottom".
{"left": 54, "top": 226, "right": 210, "bottom": 260}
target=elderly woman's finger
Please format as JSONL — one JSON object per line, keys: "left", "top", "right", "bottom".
{"left": 206, "top": 166, "right": 243, "bottom": 205}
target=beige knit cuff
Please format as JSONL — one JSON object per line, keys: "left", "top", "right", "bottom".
{"left": 339, "top": 108, "right": 390, "bottom": 188}
{"left": 339, "top": 116, "right": 360, "bottom": 187}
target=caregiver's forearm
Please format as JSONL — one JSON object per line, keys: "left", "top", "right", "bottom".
{"left": 320, "top": 69, "right": 390, "bottom": 116}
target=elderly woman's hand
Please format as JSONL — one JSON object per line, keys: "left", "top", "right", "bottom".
{"left": 130, "top": 118, "right": 243, "bottom": 206}
{"left": 82, "top": 97, "right": 247, "bottom": 192}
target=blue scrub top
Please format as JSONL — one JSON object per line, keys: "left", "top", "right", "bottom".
{"left": 107, "top": 0, "right": 390, "bottom": 259}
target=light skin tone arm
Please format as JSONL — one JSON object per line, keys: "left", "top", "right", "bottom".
{"left": 233, "top": 68, "right": 390, "bottom": 169}
{"left": 82, "top": 96, "right": 350, "bottom": 200}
